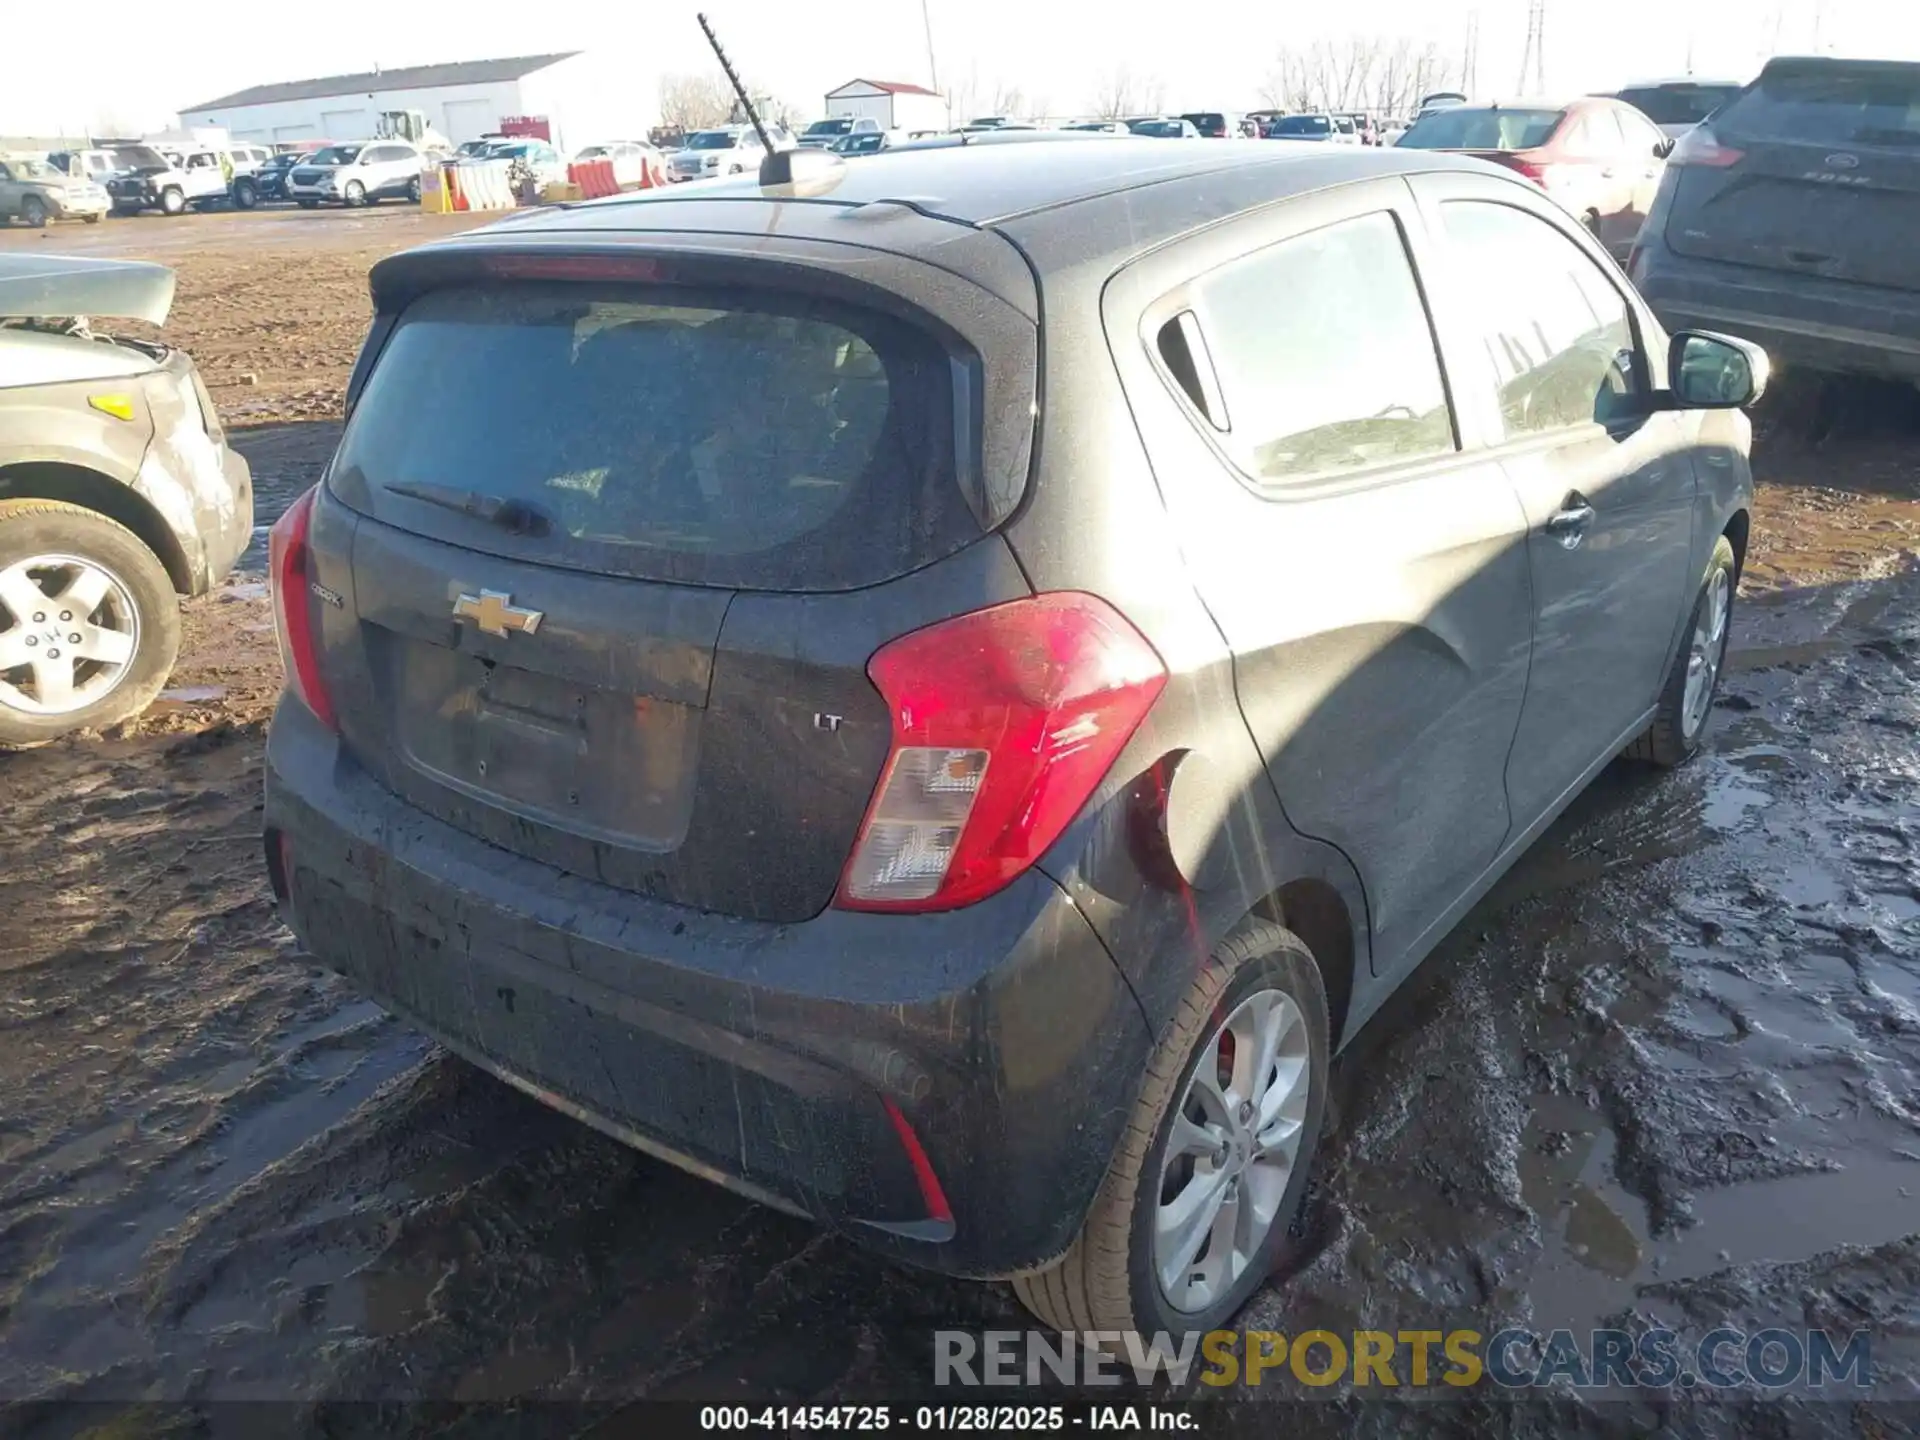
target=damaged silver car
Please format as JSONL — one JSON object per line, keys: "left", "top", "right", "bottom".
{"left": 0, "top": 254, "right": 253, "bottom": 746}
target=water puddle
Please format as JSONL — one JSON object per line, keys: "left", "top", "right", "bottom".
{"left": 1518, "top": 1094, "right": 1920, "bottom": 1335}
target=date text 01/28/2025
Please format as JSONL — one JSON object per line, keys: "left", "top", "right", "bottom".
{"left": 698, "top": 1407, "right": 1194, "bottom": 1432}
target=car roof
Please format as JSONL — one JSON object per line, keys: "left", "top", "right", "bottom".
{"left": 498, "top": 135, "right": 1485, "bottom": 234}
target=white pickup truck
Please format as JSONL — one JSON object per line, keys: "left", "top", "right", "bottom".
{"left": 103, "top": 144, "right": 231, "bottom": 215}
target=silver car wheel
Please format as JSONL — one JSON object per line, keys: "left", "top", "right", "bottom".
{"left": 1682, "top": 565, "right": 1730, "bottom": 739}
{"left": 0, "top": 554, "right": 141, "bottom": 716}
{"left": 1154, "top": 987, "right": 1312, "bottom": 1313}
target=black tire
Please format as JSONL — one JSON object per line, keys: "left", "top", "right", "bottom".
{"left": 21, "top": 195, "right": 48, "bottom": 228}
{"left": 296, "top": 198, "right": 319, "bottom": 209}
{"left": 111, "top": 202, "right": 138, "bottom": 216}
{"left": 232, "top": 178, "right": 259, "bottom": 209}
{"left": 406, "top": 175, "right": 422, "bottom": 203}
{"left": 82, "top": 213, "right": 102, "bottom": 224}
{"left": 160, "top": 186, "right": 186, "bottom": 216}
{"left": 343, "top": 180, "right": 366, "bottom": 208}
{"left": 1627, "top": 533, "right": 1737, "bottom": 768}
{"left": 0, "top": 500, "right": 180, "bottom": 750}
{"left": 1012, "top": 920, "right": 1331, "bottom": 1336}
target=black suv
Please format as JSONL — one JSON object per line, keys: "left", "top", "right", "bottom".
{"left": 1631, "top": 56, "right": 1920, "bottom": 382}
{"left": 265, "top": 138, "right": 1763, "bottom": 1334}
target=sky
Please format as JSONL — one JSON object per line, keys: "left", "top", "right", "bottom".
{"left": 7, "top": 1, "right": 1920, "bottom": 137}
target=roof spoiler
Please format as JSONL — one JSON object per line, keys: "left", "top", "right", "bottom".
{"left": 1759, "top": 55, "right": 1920, "bottom": 80}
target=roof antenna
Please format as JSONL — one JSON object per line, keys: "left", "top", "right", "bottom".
{"left": 697, "top": 11, "right": 842, "bottom": 191}
{"left": 697, "top": 12, "right": 773, "bottom": 154}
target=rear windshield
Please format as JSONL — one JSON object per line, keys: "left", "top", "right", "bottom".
{"left": 1715, "top": 67, "right": 1920, "bottom": 148}
{"left": 1398, "top": 108, "right": 1563, "bottom": 150}
{"left": 1615, "top": 85, "right": 1743, "bottom": 127}
{"left": 1273, "top": 116, "right": 1331, "bottom": 136}
{"left": 687, "top": 131, "right": 738, "bottom": 150}
{"left": 331, "top": 283, "right": 976, "bottom": 591}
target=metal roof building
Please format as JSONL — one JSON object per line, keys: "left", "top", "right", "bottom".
{"left": 177, "top": 52, "right": 648, "bottom": 151}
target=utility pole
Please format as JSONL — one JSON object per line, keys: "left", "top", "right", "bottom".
{"left": 1463, "top": 8, "right": 1480, "bottom": 96}
{"left": 1516, "top": 0, "right": 1546, "bottom": 96}
{"left": 921, "top": 0, "right": 941, "bottom": 103}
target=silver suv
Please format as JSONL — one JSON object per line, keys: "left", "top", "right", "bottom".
{"left": 288, "top": 142, "right": 424, "bottom": 208}
{"left": 667, "top": 125, "right": 793, "bottom": 181}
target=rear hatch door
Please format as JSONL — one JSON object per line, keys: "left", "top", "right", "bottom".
{"left": 312, "top": 219, "right": 1039, "bottom": 924}
{"left": 1665, "top": 60, "right": 1920, "bottom": 291}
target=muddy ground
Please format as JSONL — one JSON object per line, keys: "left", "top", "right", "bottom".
{"left": 1, "top": 209, "right": 1917, "bottom": 1431}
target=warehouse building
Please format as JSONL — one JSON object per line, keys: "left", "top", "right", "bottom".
{"left": 178, "top": 52, "right": 655, "bottom": 151}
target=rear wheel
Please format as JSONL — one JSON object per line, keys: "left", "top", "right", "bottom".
{"left": 160, "top": 185, "right": 186, "bottom": 215}
{"left": 1012, "top": 921, "right": 1330, "bottom": 1335}
{"left": 1627, "top": 534, "right": 1736, "bottom": 768}
{"left": 406, "top": 175, "right": 422, "bottom": 203}
{"left": 82, "top": 213, "right": 102, "bottom": 224}
{"left": 0, "top": 501, "right": 180, "bottom": 749}
{"left": 296, "top": 198, "right": 319, "bottom": 209}
{"left": 20, "top": 195, "right": 48, "bottom": 228}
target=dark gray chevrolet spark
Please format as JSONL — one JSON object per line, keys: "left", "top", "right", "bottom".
{"left": 264, "top": 136, "right": 1765, "bottom": 1335}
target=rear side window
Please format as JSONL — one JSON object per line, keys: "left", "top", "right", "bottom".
{"left": 1716, "top": 67, "right": 1920, "bottom": 147}
{"left": 331, "top": 283, "right": 975, "bottom": 591}
{"left": 1564, "top": 109, "right": 1625, "bottom": 156}
{"left": 1185, "top": 211, "right": 1456, "bottom": 487}
{"left": 1438, "top": 202, "right": 1642, "bottom": 438}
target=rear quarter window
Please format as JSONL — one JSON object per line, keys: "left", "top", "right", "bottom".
{"left": 329, "top": 282, "right": 979, "bottom": 591}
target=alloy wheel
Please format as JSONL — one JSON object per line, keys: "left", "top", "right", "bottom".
{"left": 1682, "top": 566, "right": 1730, "bottom": 738}
{"left": 0, "top": 554, "right": 141, "bottom": 716}
{"left": 1153, "top": 987, "right": 1312, "bottom": 1313}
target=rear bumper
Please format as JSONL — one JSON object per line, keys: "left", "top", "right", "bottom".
{"left": 1634, "top": 245, "right": 1920, "bottom": 381}
{"left": 262, "top": 699, "right": 1154, "bottom": 1277}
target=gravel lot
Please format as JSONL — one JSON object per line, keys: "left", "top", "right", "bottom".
{"left": 1, "top": 207, "right": 1916, "bottom": 1431}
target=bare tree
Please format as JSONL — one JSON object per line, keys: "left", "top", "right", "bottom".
{"left": 944, "top": 62, "right": 980, "bottom": 128}
{"left": 658, "top": 73, "right": 736, "bottom": 133}
{"left": 1259, "top": 35, "right": 1459, "bottom": 117}
{"left": 987, "top": 81, "right": 1027, "bottom": 120}
{"left": 1089, "top": 65, "right": 1167, "bottom": 120}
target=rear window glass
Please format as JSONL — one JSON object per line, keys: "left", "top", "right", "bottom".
{"left": 1718, "top": 68, "right": 1920, "bottom": 147}
{"left": 330, "top": 283, "right": 976, "bottom": 591}
{"left": 1397, "top": 108, "right": 1564, "bottom": 150}
{"left": 1615, "top": 85, "right": 1742, "bottom": 127}
{"left": 1273, "top": 116, "right": 1331, "bottom": 136}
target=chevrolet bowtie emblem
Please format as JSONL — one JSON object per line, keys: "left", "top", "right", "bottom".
{"left": 452, "top": 589, "right": 543, "bottom": 638}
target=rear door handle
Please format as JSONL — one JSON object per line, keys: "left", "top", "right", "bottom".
{"left": 1545, "top": 495, "right": 1597, "bottom": 549}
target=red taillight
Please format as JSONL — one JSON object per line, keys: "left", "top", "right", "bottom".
{"left": 1669, "top": 127, "right": 1744, "bottom": 169}
{"left": 835, "top": 592, "right": 1168, "bottom": 913}
{"left": 268, "top": 487, "right": 337, "bottom": 732}
{"left": 1496, "top": 155, "right": 1549, "bottom": 185}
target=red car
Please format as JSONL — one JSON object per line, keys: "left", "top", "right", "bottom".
{"left": 1394, "top": 96, "right": 1672, "bottom": 259}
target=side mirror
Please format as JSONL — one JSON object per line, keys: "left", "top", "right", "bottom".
{"left": 1668, "top": 330, "right": 1769, "bottom": 409}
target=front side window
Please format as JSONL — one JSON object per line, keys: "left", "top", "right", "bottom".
{"left": 1183, "top": 211, "right": 1456, "bottom": 487}
{"left": 1438, "top": 201, "right": 1642, "bottom": 438}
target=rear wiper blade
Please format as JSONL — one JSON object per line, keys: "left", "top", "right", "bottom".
{"left": 383, "top": 480, "right": 552, "bottom": 536}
